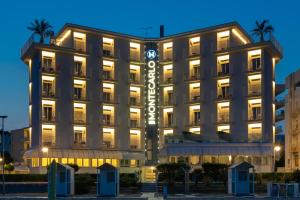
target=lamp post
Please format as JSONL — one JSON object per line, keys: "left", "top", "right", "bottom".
{"left": 42, "top": 147, "right": 49, "bottom": 168}
{"left": 274, "top": 145, "right": 281, "bottom": 171}
{"left": 0, "top": 115, "right": 7, "bottom": 196}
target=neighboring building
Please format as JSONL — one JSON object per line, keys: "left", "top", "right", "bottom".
{"left": 0, "top": 131, "right": 11, "bottom": 155}
{"left": 21, "top": 21, "right": 282, "bottom": 174}
{"left": 11, "top": 127, "right": 30, "bottom": 163}
{"left": 285, "top": 69, "right": 300, "bottom": 171}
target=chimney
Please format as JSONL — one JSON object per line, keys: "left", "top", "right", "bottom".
{"left": 160, "top": 25, "right": 164, "bottom": 38}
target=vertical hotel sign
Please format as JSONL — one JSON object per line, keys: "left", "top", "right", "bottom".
{"left": 145, "top": 43, "right": 159, "bottom": 164}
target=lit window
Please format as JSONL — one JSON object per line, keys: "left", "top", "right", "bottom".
{"left": 189, "top": 37, "right": 200, "bottom": 55}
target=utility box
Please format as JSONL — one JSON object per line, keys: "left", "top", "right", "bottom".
{"left": 228, "top": 162, "right": 255, "bottom": 196}
{"left": 48, "top": 162, "right": 74, "bottom": 197}
{"left": 97, "top": 163, "right": 119, "bottom": 197}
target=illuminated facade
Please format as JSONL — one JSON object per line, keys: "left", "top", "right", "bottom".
{"left": 21, "top": 22, "right": 282, "bottom": 174}
{"left": 285, "top": 69, "right": 300, "bottom": 171}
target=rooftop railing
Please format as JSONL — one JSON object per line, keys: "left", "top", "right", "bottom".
{"left": 269, "top": 34, "right": 283, "bottom": 56}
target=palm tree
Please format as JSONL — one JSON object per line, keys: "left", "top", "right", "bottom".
{"left": 252, "top": 20, "right": 274, "bottom": 42}
{"left": 27, "top": 19, "right": 54, "bottom": 43}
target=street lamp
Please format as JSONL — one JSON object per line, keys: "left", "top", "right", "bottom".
{"left": 0, "top": 115, "right": 7, "bottom": 196}
{"left": 42, "top": 147, "right": 49, "bottom": 167}
{"left": 274, "top": 145, "right": 281, "bottom": 169}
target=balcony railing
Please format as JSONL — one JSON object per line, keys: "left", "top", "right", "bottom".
{"left": 74, "top": 140, "right": 86, "bottom": 145}
{"left": 217, "top": 93, "right": 232, "bottom": 100}
{"left": 103, "top": 119, "right": 114, "bottom": 126}
{"left": 74, "top": 93, "right": 86, "bottom": 101}
{"left": 218, "top": 71, "right": 230, "bottom": 77}
{"left": 190, "top": 95, "right": 201, "bottom": 103}
{"left": 74, "top": 70, "right": 85, "bottom": 77}
{"left": 248, "top": 90, "right": 261, "bottom": 97}
{"left": 42, "top": 66, "right": 55, "bottom": 73}
{"left": 190, "top": 120, "right": 201, "bottom": 126}
{"left": 103, "top": 141, "right": 114, "bottom": 148}
{"left": 103, "top": 49, "right": 113, "bottom": 57}
{"left": 130, "top": 120, "right": 140, "bottom": 128}
{"left": 74, "top": 118, "right": 86, "bottom": 124}
{"left": 130, "top": 145, "right": 140, "bottom": 150}
{"left": 42, "top": 141, "right": 55, "bottom": 147}
{"left": 163, "top": 77, "right": 173, "bottom": 84}
{"left": 42, "top": 90, "right": 55, "bottom": 98}
{"left": 164, "top": 99, "right": 174, "bottom": 106}
{"left": 130, "top": 98, "right": 141, "bottom": 106}
{"left": 270, "top": 34, "right": 283, "bottom": 56}
{"left": 42, "top": 114, "right": 55, "bottom": 122}
{"left": 218, "top": 113, "right": 229, "bottom": 123}
{"left": 248, "top": 114, "right": 262, "bottom": 121}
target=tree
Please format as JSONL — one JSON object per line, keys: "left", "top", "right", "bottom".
{"left": 4, "top": 163, "right": 14, "bottom": 174}
{"left": 67, "top": 163, "right": 79, "bottom": 173}
{"left": 27, "top": 19, "right": 54, "bottom": 43}
{"left": 252, "top": 20, "right": 274, "bottom": 42}
{"left": 202, "top": 163, "right": 229, "bottom": 188}
{"left": 157, "top": 163, "right": 190, "bottom": 187}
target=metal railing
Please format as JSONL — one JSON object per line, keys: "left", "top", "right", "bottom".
{"left": 270, "top": 34, "right": 283, "bottom": 56}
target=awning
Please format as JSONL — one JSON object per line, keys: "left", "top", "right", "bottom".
{"left": 159, "top": 142, "right": 273, "bottom": 157}
{"left": 24, "top": 148, "right": 144, "bottom": 160}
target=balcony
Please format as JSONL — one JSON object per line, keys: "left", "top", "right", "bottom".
{"left": 74, "top": 69, "right": 85, "bottom": 78}
{"left": 218, "top": 71, "right": 230, "bottom": 77}
{"left": 189, "top": 120, "right": 201, "bottom": 126}
{"left": 275, "top": 99, "right": 285, "bottom": 110}
{"left": 217, "top": 93, "right": 232, "bottom": 100}
{"left": 42, "top": 114, "right": 55, "bottom": 122}
{"left": 74, "top": 140, "right": 86, "bottom": 146}
{"left": 248, "top": 90, "right": 261, "bottom": 97}
{"left": 189, "top": 95, "right": 201, "bottom": 103}
{"left": 248, "top": 114, "right": 262, "bottom": 121}
{"left": 130, "top": 120, "right": 141, "bottom": 128}
{"left": 130, "top": 98, "right": 141, "bottom": 106}
{"left": 189, "top": 74, "right": 200, "bottom": 81}
{"left": 130, "top": 77, "right": 141, "bottom": 84}
{"left": 218, "top": 113, "right": 229, "bottom": 123}
{"left": 103, "top": 119, "right": 114, "bottom": 126}
{"left": 103, "top": 72, "right": 115, "bottom": 81}
{"left": 103, "top": 141, "right": 114, "bottom": 149}
{"left": 275, "top": 110, "right": 285, "bottom": 122}
{"left": 163, "top": 77, "right": 173, "bottom": 84}
{"left": 130, "top": 145, "right": 139, "bottom": 150}
{"left": 103, "top": 95, "right": 116, "bottom": 104}
{"left": 42, "top": 141, "right": 55, "bottom": 147}
{"left": 103, "top": 49, "right": 113, "bottom": 57}
{"left": 74, "top": 117, "right": 86, "bottom": 124}
{"left": 42, "top": 90, "right": 55, "bottom": 98}
{"left": 42, "top": 66, "right": 56, "bottom": 74}
{"left": 74, "top": 93, "right": 86, "bottom": 101}
{"left": 163, "top": 98, "right": 174, "bottom": 106}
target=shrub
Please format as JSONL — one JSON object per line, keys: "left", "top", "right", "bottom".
{"left": 202, "top": 163, "right": 228, "bottom": 184}
{"left": 4, "top": 163, "right": 14, "bottom": 173}
{"left": 157, "top": 163, "right": 190, "bottom": 186}
{"left": 120, "top": 173, "right": 138, "bottom": 187}
{"left": 75, "top": 174, "right": 95, "bottom": 194}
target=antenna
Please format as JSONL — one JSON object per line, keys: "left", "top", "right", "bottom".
{"left": 139, "top": 26, "right": 153, "bottom": 37}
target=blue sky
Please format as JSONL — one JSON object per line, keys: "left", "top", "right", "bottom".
{"left": 0, "top": 0, "right": 299, "bottom": 130}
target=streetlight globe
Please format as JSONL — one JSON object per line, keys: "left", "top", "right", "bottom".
{"left": 42, "top": 147, "right": 49, "bottom": 153}
{"left": 274, "top": 145, "right": 281, "bottom": 152}
{"left": 0, "top": 158, "right": 2, "bottom": 162}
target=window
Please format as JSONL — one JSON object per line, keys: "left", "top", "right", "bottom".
{"left": 42, "top": 51, "right": 55, "bottom": 72}
{"left": 217, "top": 31, "right": 230, "bottom": 50}
{"left": 103, "top": 60, "right": 114, "bottom": 80}
{"left": 248, "top": 99, "right": 262, "bottom": 121}
{"left": 163, "top": 87, "right": 173, "bottom": 105}
{"left": 189, "top": 83, "right": 200, "bottom": 103}
{"left": 42, "top": 125, "right": 55, "bottom": 146}
{"left": 217, "top": 79, "right": 230, "bottom": 99}
{"left": 103, "top": 106, "right": 114, "bottom": 126}
{"left": 103, "top": 128, "right": 115, "bottom": 148}
{"left": 163, "top": 42, "right": 173, "bottom": 60}
{"left": 217, "top": 102, "right": 230, "bottom": 123}
{"left": 248, "top": 49, "right": 261, "bottom": 71}
{"left": 130, "top": 42, "right": 140, "bottom": 61}
{"left": 74, "top": 56, "right": 86, "bottom": 77}
{"left": 130, "top": 130, "right": 141, "bottom": 149}
{"left": 74, "top": 80, "right": 86, "bottom": 100}
{"left": 103, "top": 83, "right": 114, "bottom": 103}
{"left": 248, "top": 74, "right": 261, "bottom": 96}
{"left": 42, "top": 76, "right": 55, "bottom": 97}
{"left": 73, "top": 32, "right": 86, "bottom": 51}
{"left": 74, "top": 126, "right": 86, "bottom": 145}
{"left": 130, "top": 108, "right": 140, "bottom": 128}
{"left": 74, "top": 103, "right": 86, "bottom": 123}
{"left": 130, "top": 87, "right": 141, "bottom": 105}
{"left": 248, "top": 123, "right": 262, "bottom": 141}
{"left": 217, "top": 55, "right": 230, "bottom": 76}
{"left": 103, "top": 37, "right": 114, "bottom": 56}
{"left": 189, "top": 37, "right": 200, "bottom": 55}
{"left": 163, "top": 65, "right": 173, "bottom": 83}
{"left": 189, "top": 60, "right": 200, "bottom": 80}
{"left": 164, "top": 108, "right": 174, "bottom": 127}
{"left": 218, "top": 125, "right": 230, "bottom": 134}
{"left": 130, "top": 65, "right": 140, "bottom": 83}
{"left": 190, "top": 105, "right": 200, "bottom": 126}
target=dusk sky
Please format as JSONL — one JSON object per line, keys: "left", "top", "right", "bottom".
{"left": 0, "top": 0, "right": 299, "bottom": 130}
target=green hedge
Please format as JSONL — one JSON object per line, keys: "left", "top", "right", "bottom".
{"left": 4, "top": 174, "right": 47, "bottom": 182}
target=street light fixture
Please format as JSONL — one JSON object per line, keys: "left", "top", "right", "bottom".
{"left": 273, "top": 145, "right": 281, "bottom": 180}
{"left": 0, "top": 115, "right": 7, "bottom": 196}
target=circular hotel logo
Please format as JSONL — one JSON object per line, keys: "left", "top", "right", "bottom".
{"left": 146, "top": 50, "right": 156, "bottom": 59}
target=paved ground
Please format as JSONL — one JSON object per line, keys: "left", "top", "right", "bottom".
{"left": 0, "top": 193, "right": 299, "bottom": 199}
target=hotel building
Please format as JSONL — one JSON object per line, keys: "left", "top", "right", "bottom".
{"left": 285, "top": 69, "right": 300, "bottom": 171}
{"left": 21, "top": 22, "right": 282, "bottom": 175}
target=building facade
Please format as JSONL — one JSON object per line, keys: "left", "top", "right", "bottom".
{"left": 285, "top": 69, "right": 300, "bottom": 171}
{"left": 11, "top": 127, "right": 30, "bottom": 163}
{"left": 21, "top": 22, "right": 282, "bottom": 174}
